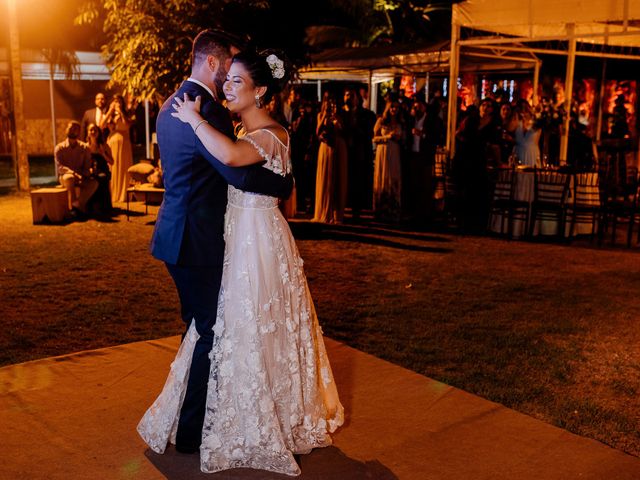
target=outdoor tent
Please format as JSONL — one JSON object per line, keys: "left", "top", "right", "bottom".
{"left": 300, "top": 42, "right": 539, "bottom": 113}
{"left": 448, "top": 0, "right": 640, "bottom": 159}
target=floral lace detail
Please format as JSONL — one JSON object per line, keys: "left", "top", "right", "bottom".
{"left": 228, "top": 129, "right": 292, "bottom": 211}
{"left": 200, "top": 191, "right": 343, "bottom": 476}
{"left": 137, "top": 322, "right": 200, "bottom": 453}
{"left": 238, "top": 129, "right": 291, "bottom": 176}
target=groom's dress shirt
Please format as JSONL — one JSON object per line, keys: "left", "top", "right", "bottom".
{"left": 186, "top": 77, "right": 215, "bottom": 99}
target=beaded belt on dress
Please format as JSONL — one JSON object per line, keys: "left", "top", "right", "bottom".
{"left": 228, "top": 187, "right": 279, "bottom": 210}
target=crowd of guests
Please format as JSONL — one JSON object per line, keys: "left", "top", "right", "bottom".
{"left": 54, "top": 92, "right": 135, "bottom": 218}
{"left": 271, "top": 87, "right": 446, "bottom": 225}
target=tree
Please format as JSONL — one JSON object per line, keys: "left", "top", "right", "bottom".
{"left": 75, "top": 0, "right": 454, "bottom": 102}
{"left": 75, "top": 0, "right": 310, "bottom": 101}
{"left": 7, "top": 0, "right": 29, "bottom": 191}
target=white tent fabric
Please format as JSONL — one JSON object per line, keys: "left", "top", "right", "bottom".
{"left": 455, "top": 0, "right": 640, "bottom": 47}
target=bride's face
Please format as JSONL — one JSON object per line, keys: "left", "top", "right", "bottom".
{"left": 223, "top": 62, "right": 259, "bottom": 113}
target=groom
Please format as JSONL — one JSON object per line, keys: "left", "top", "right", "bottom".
{"left": 151, "top": 29, "right": 293, "bottom": 454}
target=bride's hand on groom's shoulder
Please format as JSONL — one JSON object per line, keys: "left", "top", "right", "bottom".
{"left": 171, "top": 93, "right": 203, "bottom": 127}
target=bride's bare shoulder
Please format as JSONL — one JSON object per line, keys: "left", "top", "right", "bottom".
{"left": 258, "top": 124, "right": 289, "bottom": 147}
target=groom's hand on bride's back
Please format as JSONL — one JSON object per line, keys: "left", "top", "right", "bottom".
{"left": 273, "top": 171, "right": 294, "bottom": 199}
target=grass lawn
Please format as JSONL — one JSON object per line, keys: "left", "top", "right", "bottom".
{"left": 2, "top": 192, "right": 640, "bottom": 456}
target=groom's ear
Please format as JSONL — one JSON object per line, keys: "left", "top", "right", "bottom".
{"left": 206, "top": 55, "right": 219, "bottom": 73}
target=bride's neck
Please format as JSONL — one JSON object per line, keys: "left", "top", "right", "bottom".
{"left": 240, "top": 109, "right": 274, "bottom": 132}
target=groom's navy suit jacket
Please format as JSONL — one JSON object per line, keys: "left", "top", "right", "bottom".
{"left": 151, "top": 80, "right": 293, "bottom": 266}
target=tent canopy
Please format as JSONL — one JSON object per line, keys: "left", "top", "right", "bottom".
{"left": 455, "top": 0, "right": 640, "bottom": 48}
{"left": 299, "top": 42, "right": 538, "bottom": 83}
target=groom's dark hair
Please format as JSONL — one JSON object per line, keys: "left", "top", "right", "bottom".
{"left": 191, "top": 29, "right": 248, "bottom": 67}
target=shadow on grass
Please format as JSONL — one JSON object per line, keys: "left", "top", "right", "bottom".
{"left": 291, "top": 221, "right": 453, "bottom": 253}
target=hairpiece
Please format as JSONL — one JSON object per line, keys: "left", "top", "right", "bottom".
{"left": 266, "top": 54, "right": 285, "bottom": 79}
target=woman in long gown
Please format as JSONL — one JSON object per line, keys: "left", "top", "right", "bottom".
{"left": 85, "top": 124, "right": 113, "bottom": 214}
{"left": 137, "top": 51, "right": 343, "bottom": 477}
{"left": 313, "top": 93, "right": 347, "bottom": 223}
{"left": 514, "top": 105, "right": 541, "bottom": 167}
{"left": 372, "top": 99, "right": 404, "bottom": 221}
{"left": 102, "top": 94, "right": 134, "bottom": 203}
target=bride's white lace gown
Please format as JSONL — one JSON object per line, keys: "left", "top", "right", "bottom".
{"left": 137, "top": 129, "right": 344, "bottom": 476}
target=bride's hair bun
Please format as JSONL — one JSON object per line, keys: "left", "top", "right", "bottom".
{"left": 231, "top": 48, "right": 293, "bottom": 104}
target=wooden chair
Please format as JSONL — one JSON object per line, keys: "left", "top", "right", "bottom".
{"left": 488, "top": 167, "right": 529, "bottom": 238}
{"left": 442, "top": 163, "right": 459, "bottom": 228}
{"left": 601, "top": 166, "right": 639, "bottom": 247}
{"left": 565, "top": 172, "right": 601, "bottom": 241}
{"left": 529, "top": 170, "right": 570, "bottom": 238}
{"left": 432, "top": 148, "right": 446, "bottom": 202}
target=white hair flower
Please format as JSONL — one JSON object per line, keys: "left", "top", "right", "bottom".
{"left": 266, "top": 54, "right": 285, "bottom": 79}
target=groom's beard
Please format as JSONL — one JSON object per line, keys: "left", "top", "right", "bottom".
{"left": 214, "top": 67, "right": 227, "bottom": 101}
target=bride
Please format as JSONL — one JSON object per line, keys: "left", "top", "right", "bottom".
{"left": 137, "top": 50, "right": 343, "bottom": 476}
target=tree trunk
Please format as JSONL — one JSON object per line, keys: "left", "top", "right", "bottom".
{"left": 8, "top": 0, "right": 30, "bottom": 191}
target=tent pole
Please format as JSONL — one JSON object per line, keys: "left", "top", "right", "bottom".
{"left": 596, "top": 59, "right": 607, "bottom": 143}
{"left": 48, "top": 71, "right": 57, "bottom": 155}
{"left": 425, "top": 71, "right": 430, "bottom": 102}
{"left": 532, "top": 60, "right": 540, "bottom": 106}
{"left": 368, "top": 70, "right": 377, "bottom": 113}
{"left": 560, "top": 24, "right": 576, "bottom": 165}
{"left": 144, "top": 99, "right": 150, "bottom": 159}
{"left": 8, "top": 0, "right": 29, "bottom": 191}
{"left": 446, "top": 19, "right": 460, "bottom": 158}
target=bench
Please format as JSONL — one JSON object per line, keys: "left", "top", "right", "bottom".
{"left": 126, "top": 184, "right": 165, "bottom": 220}
{"left": 30, "top": 187, "right": 69, "bottom": 224}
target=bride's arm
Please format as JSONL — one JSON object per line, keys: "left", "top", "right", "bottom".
{"left": 172, "top": 94, "right": 262, "bottom": 167}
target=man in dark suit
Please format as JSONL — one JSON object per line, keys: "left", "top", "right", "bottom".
{"left": 407, "top": 98, "right": 444, "bottom": 225}
{"left": 340, "top": 88, "right": 376, "bottom": 219}
{"left": 150, "top": 29, "right": 293, "bottom": 454}
{"left": 81, "top": 92, "right": 107, "bottom": 140}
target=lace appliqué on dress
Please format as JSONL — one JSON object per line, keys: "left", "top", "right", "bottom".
{"left": 137, "top": 321, "right": 200, "bottom": 453}
{"left": 200, "top": 130, "right": 344, "bottom": 476}
{"left": 238, "top": 129, "right": 291, "bottom": 176}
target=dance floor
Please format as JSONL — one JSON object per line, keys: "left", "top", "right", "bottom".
{"left": 2, "top": 337, "right": 639, "bottom": 480}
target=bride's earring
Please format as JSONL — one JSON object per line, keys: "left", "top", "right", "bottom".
{"left": 255, "top": 94, "right": 262, "bottom": 109}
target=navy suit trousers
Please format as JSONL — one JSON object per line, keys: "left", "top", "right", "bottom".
{"left": 165, "top": 262, "right": 222, "bottom": 450}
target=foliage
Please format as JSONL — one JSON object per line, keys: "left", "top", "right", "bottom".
{"left": 322, "top": 0, "right": 454, "bottom": 46}
{"left": 75, "top": 0, "right": 455, "bottom": 101}
{"left": 75, "top": 0, "right": 308, "bottom": 100}
{"left": 40, "top": 49, "right": 79, "bottom": 79}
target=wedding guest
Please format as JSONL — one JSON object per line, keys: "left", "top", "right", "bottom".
{"left": 407, "top": 98, "right": 444, "bottom": 225}
{"left": 498, "top": 102, "right": 517, "bottom": 166}
{"left": 81, "top": 92, "right": 108, "bottom": 140}
{"left": 514, "top": 102, "right": 541, "bottom": 167}
{"left": 313, "top": 93, "right": 346, "bottom": 223}
{"left": 373, "top": 99, "right": 405, "bottom": 221}
{"left": 85, "top": 123, "right": 113, "bottom": 215}
{"left": 103, "top": 94, "right": 134, "bottom": 203}
{"left": 266, "top": 92, "right": 289, "bottom": 128}
{"left": 290, "top": 99, "right": 317, "bottom": 213}
{"left": 339, "top": 87, "right": 376, "bottom": 220}
{"left": 282, "top": 86, "right": 300, "bottom": 125}
{"left": 452, "top": 99, "right": 499, "bottom": 232}
{"left": 55, "top": 121, "right": 98, "bottom": 215}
